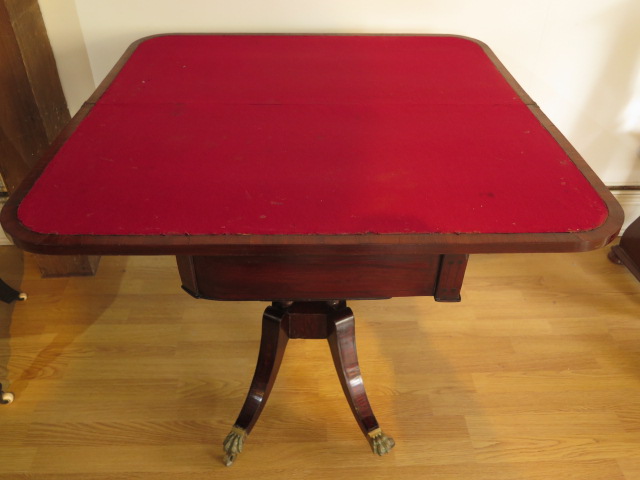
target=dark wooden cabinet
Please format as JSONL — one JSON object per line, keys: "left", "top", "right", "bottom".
{"left": 609, "top": 216, "right": 640, "bottom": 280}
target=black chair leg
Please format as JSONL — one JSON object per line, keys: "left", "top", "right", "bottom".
{"left": 1, "top": 384, "right": 14, "bottom": 405}
{"left": 0, "top": 278, "right": 26, "bottom": 304}
{"left": 1, "top": 278, "right": 25, "bottom": 405}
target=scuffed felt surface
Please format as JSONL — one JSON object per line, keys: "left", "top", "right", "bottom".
{"left": 98, "top": 35, "right": 523, "bottom": 107}
{"left": 17, "top": 35, "right": 608, "bottom": 236}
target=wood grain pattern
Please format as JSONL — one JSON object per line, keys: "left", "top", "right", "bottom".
{"left": 179, "top": 252, "right": 440, "bottom": 300}
{"left": 1, "top": 242, "right": 640, "bottom": 478}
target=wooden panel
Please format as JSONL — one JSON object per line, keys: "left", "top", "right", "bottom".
{"left": 609, "top": 215, "right": 640, "bottom": 282}
{"left": 0, "top": 0, "right": 99, "bottom": 276}
{"left": 0, "top": 128, "right": 30, "bottom": 194}
{"left": 175, "top": 255, "right": 197, "bottom": 295}
{"left": 35, "top": 253, "right": 100, "bottom": 278}
{"left": 0, "top": 0, "right": 57, "bottom": 169}
{"left": 180, "top": 253, "right": 441, "bottom": 301}
{"left": 4, "top": 0, "right": 69, "bottom": 142}
{"left": 435, "top": 254, "right": 469, "bottom": 302}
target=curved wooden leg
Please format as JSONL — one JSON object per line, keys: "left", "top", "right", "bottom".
{"left": 223, "top": 303, "right": 290, "bottom": 466}
{"left": 327, "top": 305, "right": 395, "bottom": 456}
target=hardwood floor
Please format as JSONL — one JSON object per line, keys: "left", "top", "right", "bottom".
{"left": 1, "top": 242, "right": 640, "bottom": 479}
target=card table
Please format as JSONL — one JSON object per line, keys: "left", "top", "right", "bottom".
{"left": 0, "top": 34, "right": 623, "bottom": 464}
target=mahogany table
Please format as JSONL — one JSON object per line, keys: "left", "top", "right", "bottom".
{"left": 0, "top": 34, "right": 623, "bottom": 465}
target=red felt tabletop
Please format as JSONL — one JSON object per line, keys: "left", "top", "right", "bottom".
{"left": 17, "top": 35, "right": 608, "bottom": 236}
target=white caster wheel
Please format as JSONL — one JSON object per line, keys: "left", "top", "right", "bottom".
{"left": 1, "top": 391, "right": 14, "bottom": 405}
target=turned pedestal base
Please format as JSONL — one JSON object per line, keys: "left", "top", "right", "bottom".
{"left": 223, "top": 300, "right": 394, "bottom": 466}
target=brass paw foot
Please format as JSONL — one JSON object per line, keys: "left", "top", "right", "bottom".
{"left": 367, "top": 428, "right": 395, "bottom": 456}
{"left": 223, "top": 425, "right": 247, "bottom": 466}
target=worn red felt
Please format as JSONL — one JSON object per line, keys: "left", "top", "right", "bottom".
{"left": 18, "top": 35, "right": 608, "bottom": 236}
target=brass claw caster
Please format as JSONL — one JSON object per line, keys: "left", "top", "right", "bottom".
{"left": 223, "top": 426, "right": 247, "bottom": 466}
{"left": 368, "top": 428, "right": 395, "bottom": 456}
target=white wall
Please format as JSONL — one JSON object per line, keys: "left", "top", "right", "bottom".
{"left": 39, "top": 0, "right": 95, "bottom": 115}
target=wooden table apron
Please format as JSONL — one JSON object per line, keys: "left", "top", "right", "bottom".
{"left": 1, "top": 35, "right": 623, "bottom": 464}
